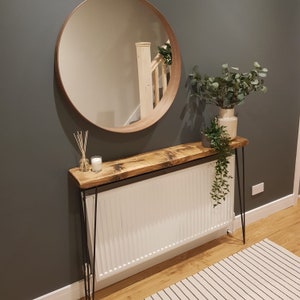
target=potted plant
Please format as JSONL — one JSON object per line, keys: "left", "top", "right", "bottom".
{"left": 158, "top": 42, "right": 172, "bottom": 66}
{"left": 157, "top": 42, "right": 172, "bottom": 86}
{"left": 203, "top": 118, "right": 232, "bottom": 207}
{"left": 186, "top": 62, "right": 268, "bottom": 139}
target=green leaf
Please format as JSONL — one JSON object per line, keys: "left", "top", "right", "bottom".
{"left": 237, "top": 94, "right": 245, "bottom": 100}
{"left": 211, "top": 82, "right": 219, "bottom": 89}
{"left": 258, "top": 72, "right": 267, "bottom": 78}
{"left": 261, "top": 86, "right": 268, "bottom": 93}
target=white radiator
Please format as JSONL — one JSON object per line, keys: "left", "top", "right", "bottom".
{"left": 85, "top": 156, "right": 235, "bottom": 288}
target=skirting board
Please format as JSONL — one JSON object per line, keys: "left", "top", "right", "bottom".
{"left": 233, "top": 193, "right": 297, "bottom": 231}
{"left": 34, "top": 194, "right": 297, "bottom": 300}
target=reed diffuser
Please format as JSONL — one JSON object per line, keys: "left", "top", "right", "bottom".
{"left": 73, "top": 130, "right": 90, "bottom": 172}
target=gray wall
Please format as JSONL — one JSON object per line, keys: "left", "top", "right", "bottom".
{"left": 0, "top": 0, "right": 299, "bottom": 299}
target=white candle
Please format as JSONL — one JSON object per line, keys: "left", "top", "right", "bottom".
{"left": 91, "top": 156, "right": 102, "bottom": 173}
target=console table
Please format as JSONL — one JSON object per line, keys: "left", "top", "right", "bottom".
{"left": 69, "top": 137, "right": 248, "bottom": 299}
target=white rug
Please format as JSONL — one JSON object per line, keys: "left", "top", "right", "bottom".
{"left": 145, "top": 239, "right": 300, "bottom": 299}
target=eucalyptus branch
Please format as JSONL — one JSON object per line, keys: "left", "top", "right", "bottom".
{"left": 186, "top": 62, "right": 268, "bottom": 109}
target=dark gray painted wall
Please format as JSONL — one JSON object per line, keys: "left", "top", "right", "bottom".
{"left": 0, "top": 0, "right": 299, "bottom": 299}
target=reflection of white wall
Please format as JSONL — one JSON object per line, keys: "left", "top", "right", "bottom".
{"left": 58, "top": 0, "right": 168, "bottom": 128}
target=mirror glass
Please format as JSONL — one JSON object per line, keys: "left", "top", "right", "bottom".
{"left": 56, "top": 0, "right": 181, "bottom": 133}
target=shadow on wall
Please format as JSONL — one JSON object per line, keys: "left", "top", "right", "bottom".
{"left": 179, "top": 83, "right": 218, "bottom": 144}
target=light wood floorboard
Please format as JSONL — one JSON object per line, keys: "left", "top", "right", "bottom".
{"left": 94, "top": 199, "right": 300, "bottom": 300}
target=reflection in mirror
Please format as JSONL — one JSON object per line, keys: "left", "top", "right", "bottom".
{"left": 56, "top": 0, "right": 181, "bottom": 133}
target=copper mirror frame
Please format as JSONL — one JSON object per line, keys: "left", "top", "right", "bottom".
{"left": 55, "top": 0, "right": 181, "bottom": 133}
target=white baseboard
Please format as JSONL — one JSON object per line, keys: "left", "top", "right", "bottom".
{"left": 233, "top": 193, "right": 296, "bottom": 230}
{"left": 35, "top": 194, "right": 297, "bottom": 300}
{"left": 34, "top": 280, "right": 84, "bottom": 300}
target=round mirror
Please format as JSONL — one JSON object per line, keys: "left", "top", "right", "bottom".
{"left": 55, "top": 0, "right": 181, "bottom": 133}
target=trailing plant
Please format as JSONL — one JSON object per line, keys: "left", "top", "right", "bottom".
{"left": 158, "top": 42, "right": 172, "bottom": 65}
{"left": 203, "top": 118, "right": 233, "bottom": 207}
{"left": 186, "top": 62, "right": 268, "bottom": 109}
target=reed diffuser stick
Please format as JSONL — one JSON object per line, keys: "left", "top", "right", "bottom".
{"left": 73, "top": 130, "right": 89, "bottom": 171}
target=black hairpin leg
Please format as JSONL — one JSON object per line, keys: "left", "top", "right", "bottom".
{"left": 92, "top": 188, "right": 98, "bottom": 300}
{"left": 80, "top": 190, "right": 91, "bottom": 299}
{"left": 80, "top": 188, "right": 98, "bottom": 299}
{"left": 235, "top": 147, "right": 246, "bottom": 244}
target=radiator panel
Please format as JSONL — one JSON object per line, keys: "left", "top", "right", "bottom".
{"left": 86, "top": 157, "right": 235, "bottom": 282}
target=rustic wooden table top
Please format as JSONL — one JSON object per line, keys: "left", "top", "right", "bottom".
{"left": 69, "top": 136, "right": 249, "bottom": 190}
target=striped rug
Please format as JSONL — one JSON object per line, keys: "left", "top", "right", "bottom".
{"left": 145, "top": 239, "right": 300, "bottom": 299}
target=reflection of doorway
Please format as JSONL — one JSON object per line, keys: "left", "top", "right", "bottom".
{"left": 294, "top": 116, "right": 300, "bottom": 199}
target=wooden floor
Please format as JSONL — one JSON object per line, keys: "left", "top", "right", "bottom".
{"left": 94, "top": 199, "right": 300, "bottom": 300}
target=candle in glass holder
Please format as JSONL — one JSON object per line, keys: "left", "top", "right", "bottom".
{"left": 91, "top": 156, "right": 102, "bottom": 172}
